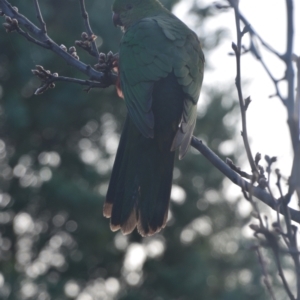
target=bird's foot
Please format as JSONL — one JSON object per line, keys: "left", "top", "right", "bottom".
{"left": 94, "top": 51, "right": 119, "bottom": 74}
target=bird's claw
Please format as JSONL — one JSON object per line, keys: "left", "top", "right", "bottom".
{"left": 94, "top": 51, "right": 119, "bottom": 74}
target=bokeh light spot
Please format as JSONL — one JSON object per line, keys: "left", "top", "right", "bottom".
{"left": 105, "top": 277, "right": 120, "bottom": 295}
{"left": 124, "top": 243, "right": 146, "bottom": 271}
{"left": 192, "top": 217, "right": 212, "bottom": 236}
{"left": 64, "top": 280, "right": 80, "bottom": 298}
{"left": 0, "top": 193, "right": 11, "bottom": 208}
{"left": 39, "top": 167, "right": 52, "bottom": 181}
{"left": 180, "top": 228, "right": 196, "bottom": 244}
{"left": 171, "top": 185, "right": 186, "bottom": 204}
{"left": 114, "top": 233, "right": 128, "bottom": 251}
{"left": 125, "top": 272, "right": 141, "bottom": 286}
{"left": 145, "top": 238, "right": 165, "bottom": 258}
{"left": 13, "top": 213, "right": 34, "bottom": 235}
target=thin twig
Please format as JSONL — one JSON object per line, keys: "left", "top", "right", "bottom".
{"left": 273, "top": 245, "right": 296, "bottom": 300}
{"left": 275, "top": 203, "right": 290, "bottom": 247}
{"left": 237, "top": 12, "right": 284, "bottom": 60}
{"left": 250, "top": 40, "right": 286, "bottom": 103}
{"left": 251, "top": 210, "right": 296, "bottom": 299}
{"left": 226, "top": 158, "right": 252, "bottom": 180}
{"left": 15, "top": 25, "right": 50, "bottom": 48}
{"left": 282, "top": 200, "right": 300, "bottom": 300}
{"left": 46, "top": 75, "right": 113, "bottom": 89}
{"left": 229, "top": 4, "right": 286, "bottom": 105}
{"left": 31, "top": 65, "right": 117, "bottom": 94}
{"left": 274, "top": 170, "right": 291, "bottom": 246}
{"left": 292, "top": 226, "right": 300, "bottom": 300}
{"left": 265, "top": 156, "right": 277, "bottom": 200}
{"left": 33, "top": 0, "right": 46, "bottom": 33}
{"left": 229, "top": 1, "right": 258, "bottom": 176}
{"left": 0, "top": 0, "right": 42, "bottom": 36}
{"left": 275, "top": 169, "right": 284, "bottom": 199}
{"left": 255, "top": 246, "right": 277, "bottom": 300}
{"left": 78, "top": 0, "right": 99, "bottom": 57}
{"left": 247, "top": 170, "right": 265, "bottom": 228}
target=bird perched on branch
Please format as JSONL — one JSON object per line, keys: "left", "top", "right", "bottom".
{"left": 103, "top": 0, "right": 204, "bottom": 236}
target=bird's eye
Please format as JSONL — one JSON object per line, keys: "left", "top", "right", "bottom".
{"left": 126, "top": 4, "right": 133, "bottom": 10}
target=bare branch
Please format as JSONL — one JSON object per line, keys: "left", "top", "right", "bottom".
{"left": 254, "top": 246, "right": 277, "bottom": 300}
{"left": 275, "top": 169, "right": 284, "bottom": 199}
{"left": 238, "top": 15, "right": 283, "bottom": 60}
{"left": 274, "top": 240, "right": 296, "bottom": 299}
{"left": 0, "top": 0, "right": 42, "bottom": 37}
{"left": 249, "top": 40, "right": 286, "bottom": 103}
{"left": 229, "top": 1, "right": 258, "bottom": 176}
{"left": 226, "top": 158, "right": 252, "bottom": 180}
{"left": 281, "top": 199, "right": 300, "bottom": 300}
{"left": 14, "top": 21, "right": 49, "bottom": 48}
{"left": 251, "top": 218, "right": 295, "bottom": 299}
{"left": 284, "top": 0, "right": 297, "bottom": 152}
{"left": 33, "top": 0, "right": 46, "bottom": 33}
{"left": 0, "top": 0, "right": 105, "bottom": 82}
{"left": 78, "top": 0, "right": 99, "bottom": 57}
{"left": 191, "top": 137, "right": 300, "bottom": 223}
{"left": 226, "top": 1, "right": 284, "bottom": 62}
{"left": 290, "top": 55, "right": 300, "bottom": 204}
{"left": 31, "top": 65, "right": 117, "bottom": 94}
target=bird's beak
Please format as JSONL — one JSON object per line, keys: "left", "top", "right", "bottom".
{"left": 112, "top": 12, "right": 123, "bottom": 27}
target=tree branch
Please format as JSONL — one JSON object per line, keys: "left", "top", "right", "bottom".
{"left": 31, "top": 65, "right": 115, "bottom": 94}
{"left": 249, "top": 40, "right": 286, "bottom": 103}
{"left": 78, "top": 0, "right": 99, "bottom": 58}
{"left": 191, "top": 137, "right": 300, "bottom": 223}
{"left": 255, "top": 246, "right": 277, "bottom": 300}
{"left": 285, "top": 0, "right": 297, "bottom": 152}
{"left": 274, "top": 232, "right": 296, "bottom": 300}
{"left": 33, "top": 0, "right": 46, "bottom": 34}
{"left": 236, "top": 11, "right": 284, "bottom": 61}
{"left": 289, "top": 55, "right": 300, "bottom": 205}
{"left": 229, "top": 1, "right": 258, "bottom": 176}
{"left": 0, "top": 0, "right": 106, "bottom": 83}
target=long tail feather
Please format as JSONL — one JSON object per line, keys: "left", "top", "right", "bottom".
{"left": 104, "top": 115, "right": 175, "bottom": 236}
{"left": 104, "top": 72, "right": 184, "bottom": 236}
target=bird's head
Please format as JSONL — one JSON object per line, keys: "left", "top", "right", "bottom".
{"left": 112, "top": 0, "right": 165, "bottom": 30}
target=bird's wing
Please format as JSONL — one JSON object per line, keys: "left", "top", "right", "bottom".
{"left": 120, "top": 15, "right": 204, "bottom": 155}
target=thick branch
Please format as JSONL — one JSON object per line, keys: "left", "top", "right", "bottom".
{"left": 191, "top": 137, "right": 300, "bottom": 224}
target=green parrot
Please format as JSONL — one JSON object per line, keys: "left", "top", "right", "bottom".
{"left": 103, "top": 0, "right": 204, "bottom": 236}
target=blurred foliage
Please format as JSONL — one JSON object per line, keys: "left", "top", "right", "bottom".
{"left": 0, "top": 0, "right": 267, "bottom": 299}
